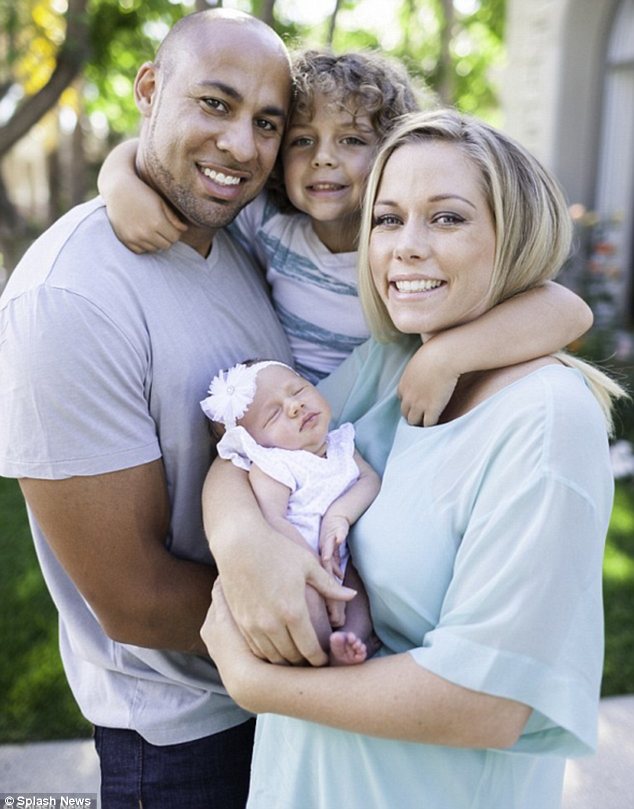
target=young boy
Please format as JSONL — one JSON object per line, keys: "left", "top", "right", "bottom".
{"left": 98, "top": 49, "right": 592, "bottom": 423}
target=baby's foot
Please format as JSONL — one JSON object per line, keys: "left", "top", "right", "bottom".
{"left": 329, "top": 631, "right": 367, "bottom": 666}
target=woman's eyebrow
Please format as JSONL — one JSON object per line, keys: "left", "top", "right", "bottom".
{"left": 374, "top": 194, "right": 476, "bottom": 210}
{"left": 429, "top": 194, "right": 477, "bottom": 209}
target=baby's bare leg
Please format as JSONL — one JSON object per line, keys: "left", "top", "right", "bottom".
{"left": 302, "top": 556, "right": 378, "bottom": 666}
{"left": 328, "top": 563, "right": 380, "bottom": 666}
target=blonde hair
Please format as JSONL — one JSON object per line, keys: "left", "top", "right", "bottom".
{"left": 357, "top": 108, "right": 628, "bottom": 433}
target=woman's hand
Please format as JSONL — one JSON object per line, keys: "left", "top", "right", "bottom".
{"left": 217, "top": 530, "right": 354, "bottom": 666}
{"left": 201, "top": 579, "right": 266, "bottom": 707}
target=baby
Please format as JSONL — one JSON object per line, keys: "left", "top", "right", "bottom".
{"left": 201, "top": 359, "right": 381, "bottom": 666}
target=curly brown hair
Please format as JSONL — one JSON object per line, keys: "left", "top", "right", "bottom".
{"left": 291, "top": 49, "right": 425, "bottom": 139}
{"left": 266, "top": 49, "right": 434, "bottom": 211}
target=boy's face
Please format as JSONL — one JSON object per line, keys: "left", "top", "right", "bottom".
{"left": 238, "top": 366, "right": 332, "bottom": 456}
{"left": 281, "top": 91, "right": 379, "bottom": 235}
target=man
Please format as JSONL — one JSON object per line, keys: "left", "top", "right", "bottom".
{"left": 0, "top": 9, "right": 340, "bottom": 807}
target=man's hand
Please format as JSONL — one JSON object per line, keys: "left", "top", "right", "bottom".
{"left": 218, "top": 528, "right": 356, "bottom": 666}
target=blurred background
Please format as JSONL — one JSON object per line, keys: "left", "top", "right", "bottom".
{"left": 1, "top": 0, "right": 633, "bottom": 744}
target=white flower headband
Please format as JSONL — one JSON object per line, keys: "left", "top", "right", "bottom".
{"left": 200, "top": 360, "right": 292, "bottom": 427}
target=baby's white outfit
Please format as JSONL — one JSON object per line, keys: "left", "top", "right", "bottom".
{"left": 217, "top": 422, "right": 359, "bottom": 566}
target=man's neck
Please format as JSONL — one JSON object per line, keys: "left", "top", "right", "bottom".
{"left": 180, "top": 227, "right": 216, "bottom": 258}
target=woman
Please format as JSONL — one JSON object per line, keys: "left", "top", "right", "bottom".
{"left": 201, "top": 109, "right": 625, "bottom": 808}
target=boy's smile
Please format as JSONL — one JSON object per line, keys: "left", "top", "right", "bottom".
{"left": 282, "top": 92, "right": 379, "bottom": 252}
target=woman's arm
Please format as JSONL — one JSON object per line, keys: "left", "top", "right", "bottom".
{"left": 202, "top": 581, "right": 531, "bottom": 749}
{"left": 97, "top": 138, "right": 187, "bottom": 252}
{"left": 398, "top": 281, "right": 593, "bottom": 425}
{"left": 202, "top": 459, "right": 356, "bottom": 666}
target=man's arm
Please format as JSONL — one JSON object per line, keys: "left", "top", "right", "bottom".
{"left": 20, "top": 459, "right": 214, "bottom": 655}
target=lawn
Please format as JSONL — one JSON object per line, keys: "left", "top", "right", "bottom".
{"left": 0, "top": 476, "right": 91, "bottom": 742}
{"left": 1, "top": 474, "right": 633, "bottom": 743}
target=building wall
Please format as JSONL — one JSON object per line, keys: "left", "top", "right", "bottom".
{"left": 503, "top": 0, "right": 633, "bottom": 324}
{"left": 503, "top": 0, "right": 619, "bottom": 203}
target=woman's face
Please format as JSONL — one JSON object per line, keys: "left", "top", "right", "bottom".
{"left": 368, "top": 140, "right": 497, "bottom": 341}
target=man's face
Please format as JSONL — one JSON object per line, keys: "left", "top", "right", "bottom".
{"left": 136, "top": 20, "right": 291, "bottom": 251}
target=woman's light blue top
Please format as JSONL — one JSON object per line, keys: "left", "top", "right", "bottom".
{"left": 248, "top": 338, "right": 615, "bottom": 809}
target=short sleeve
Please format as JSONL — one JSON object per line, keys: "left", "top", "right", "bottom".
{"left": 326, "top": 422, "right": 356, "bottom": 458}
{"left": 317, "top": 337, "right": 416, "bottom": 475}
{"left": 409, "top": 471, "right": 608, "bottom": 756}
{"left": 0, "top": 286, "right": 160, "bottom": 478}
{"left": 216, "top": 426, "right": 297, "bottom": 492}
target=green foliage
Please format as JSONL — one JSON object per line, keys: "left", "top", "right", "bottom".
{"left": 0, "top": 0, "right": 507, "bottom": 159}
{"left": 84, "top": 0, "right": 196, "bottom": 135}
{"left": 0, "top": 476, "right": 90, "bottom": 742}
{"left": 329, "top": 0, "right": 506, "bottom": 121}
{"left": 1, "top": 468, "right": 633, "bottom": 742}
{"left": 0, "top": 4, "right": 20, "bottom": 79}
{"left": 602, "top": 482, "right": 634, "bottom": 697}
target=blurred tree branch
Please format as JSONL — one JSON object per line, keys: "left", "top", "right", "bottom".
{"left": 0, "top": 0, "right": 90, "bottom": 158}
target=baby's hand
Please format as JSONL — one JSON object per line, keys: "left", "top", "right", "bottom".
{"left": 325, "top": 597, "right": 346, "bottom": 628}
{"left": 398, "top": 339, "right": 460, "bottom": 426}
{"left": 319, "top": 514, "right": 349, "bottom": 580}
{"left": 108, "top": 185, "right": 188, "bottom": 254}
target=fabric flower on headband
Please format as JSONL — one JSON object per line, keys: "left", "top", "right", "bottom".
{"left": 200, "top": 360, "right": 290, "bottom": 427}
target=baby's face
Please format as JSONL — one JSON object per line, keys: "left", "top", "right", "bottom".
{"left": 281, "top": 91, "right": 379, "bottom": 228}
{"left": 238, "top": 365, "right": 332, "bottom": 455}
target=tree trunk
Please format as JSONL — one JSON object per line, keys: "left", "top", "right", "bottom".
{"left": 438, "top": 0, "right": 455, "bottom": 105}
{"left": 0, "top": 166, "right": 27, "bottom": 270}
{"left": 326, "top": 0, "right": 343, "bottom": 46}
{"left": 47, "top": 147, "right": 63, "bottom": 223}
{"left": 0, "top": 0, "right": 90, "bottom": 159}
{"left": 0, "top": 168, "right": 22, "bottom": 231}
{"left": 70, "top": 117, "right": 87, "bottom": 207}
{"left": 258, "top": 0, "right": 277, "bottom": 27}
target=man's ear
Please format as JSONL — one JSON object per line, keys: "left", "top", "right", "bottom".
{"left": 134, "top": 62, "right": 157, "bottom": 116}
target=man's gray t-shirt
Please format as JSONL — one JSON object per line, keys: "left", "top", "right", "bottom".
{"left": 0, "top": 198, "right": 293, "bottom": 744}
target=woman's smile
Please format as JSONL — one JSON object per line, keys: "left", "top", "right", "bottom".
{"left": 369, "top": 140, "right": 496, "bottom": 341}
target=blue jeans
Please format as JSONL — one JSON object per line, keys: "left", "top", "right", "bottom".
{"left": 94, "top": 720, "right": 255, "bottom": 808}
